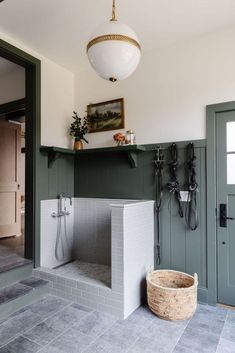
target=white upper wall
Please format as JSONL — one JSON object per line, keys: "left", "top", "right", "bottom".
{"left": 75, "top": 27, "right": 235, "bottom": 147}
{"left": 0, "top": 31, "right": 74, "bottom": 148}
{"left": 1, "top": 26, "right": 235, "bottom": 149}
{"left": 40, "top": 59, "right": 74, "bottom": 148}
{"left": 0, "top": 64, "right": 25, "bottom": 104}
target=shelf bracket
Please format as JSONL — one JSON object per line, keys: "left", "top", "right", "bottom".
{"left": 127, "top": 151, "right": 138, "bottom": 168}
{"left": 48, "top": 151, "right": 60, "bottom": 168}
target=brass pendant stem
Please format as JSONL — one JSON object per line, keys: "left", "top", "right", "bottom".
{"left": 111, "top": 0, "right": 117, "bottom": 21}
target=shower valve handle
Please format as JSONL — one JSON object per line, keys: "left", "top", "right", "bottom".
{"left": 51, "top": 211, "right": 70, "bottom": 218}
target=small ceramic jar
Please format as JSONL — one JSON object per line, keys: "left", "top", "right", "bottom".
{"left": 126, "top": 130, "right": 136, "bottom": 145}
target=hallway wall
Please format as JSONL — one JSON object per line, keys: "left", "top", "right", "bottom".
{"left": 0, "top": 64, "right": 25, "bottom": 104}
{"left": 0, "top": 31, "right": 75, "bottom": 149}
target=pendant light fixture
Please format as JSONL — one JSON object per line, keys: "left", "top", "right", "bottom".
{"left": 87, "top": 0, "right": 141, "bottom": 82}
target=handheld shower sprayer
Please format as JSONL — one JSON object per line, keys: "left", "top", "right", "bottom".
{"left": 52, "top": 193, "right": 72, "bottom": 262}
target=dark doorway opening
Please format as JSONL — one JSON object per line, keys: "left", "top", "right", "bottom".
{"left": 0, "top": 39, "right": 41, "bottom": 270}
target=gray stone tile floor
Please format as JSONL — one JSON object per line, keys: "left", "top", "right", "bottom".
{"left": 41, "top": 261, "right": 111, "bottom": 288}
{"left": 0, "top": 294, "right": 235, "bottom": 353}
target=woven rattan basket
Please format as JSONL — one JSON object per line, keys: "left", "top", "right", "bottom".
{"left": 147, "top": 270, "right": 198, "bottom": 321}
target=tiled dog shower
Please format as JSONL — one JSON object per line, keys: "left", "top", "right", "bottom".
{"left": 50, "top": 261, "right": 111, "bottom": 288}
{"left": 34, "top": 198, "right": 154, "bottom": 319}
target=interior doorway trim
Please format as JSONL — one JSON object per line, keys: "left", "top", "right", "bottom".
{"left": 206, "top": 100, "right": 235, "bottom": 305}
{"left": 0, "top": 98, "right": 25, "bottom": 115}
{"left": 0, "top": 39, "right": 41, "bottom": 264}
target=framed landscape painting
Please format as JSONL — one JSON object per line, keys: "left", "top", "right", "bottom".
{"left": 87, "top": 98, "right": 125, "bottom": 133}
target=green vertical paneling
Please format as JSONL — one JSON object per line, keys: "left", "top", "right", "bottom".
{"left": 75, "top": 152, "right": 144, "bottom": 199}
{"left": 39, "top": 152, "right": 74, "bottom": 200}
{"left": 74, "top": 140, "right": 208, "bottom": 300}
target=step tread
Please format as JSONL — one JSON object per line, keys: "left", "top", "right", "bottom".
{"left": 0, "top": 256, "right": 32, "bottom": 274}
{"left": 0, "top": 283, "right": 32, "bottom": 305}
{"left": 0, "top": 277, "right": 48, "bottom": 306}
{"left": 19, "top": 277, "right": 48, "bottom": 288}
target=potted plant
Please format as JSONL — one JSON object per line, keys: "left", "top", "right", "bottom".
{"left": 69, "top": 111, "right": 89, "bottom": 150}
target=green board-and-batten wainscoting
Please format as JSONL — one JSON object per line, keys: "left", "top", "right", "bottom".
{"left": 74, "top": 140, "right": 207, "bottom": 303}
{"left": 39, "top": 151, "right": 74, "bottom": 200}
{"left": 38, "top": 140, "right": 207, "bottom": 303}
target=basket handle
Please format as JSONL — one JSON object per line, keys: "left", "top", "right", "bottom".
{"left": 147, "top": 266, "right": 154, "bottom": 274}
{"left": 194, "top": 273, "right": 198, "bottom": 286}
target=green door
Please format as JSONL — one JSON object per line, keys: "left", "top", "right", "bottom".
{"left": 217, "top": 111, "right": 235, "bottom": 305}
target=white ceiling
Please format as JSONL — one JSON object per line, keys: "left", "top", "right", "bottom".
{"left": 0, "top": 57, "right": 21, "bottom": 76}
{"left": 0, "top": 0, "right": 235, "bottom": 73}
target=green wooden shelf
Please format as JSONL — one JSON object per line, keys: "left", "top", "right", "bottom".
{"left": 40, "top": 146, "right": 75, "bottom": 167}
{"left": 40, "top": 145, "right": 146, "bottom": 168}
{"left": 77, "top": 145, "right": 146, "bottom": 168}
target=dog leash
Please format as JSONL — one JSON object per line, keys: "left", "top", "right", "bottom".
{"left": 185, "top": 142, "right": 199, "bottom": 231}
{"left": 153, "top": 145, "right": 165, "bottom": 265}
{"left": 168, "top": 143, "right": 183, "bottom": 218}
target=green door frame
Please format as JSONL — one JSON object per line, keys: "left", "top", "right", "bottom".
{"left": 0, "top": 39, "right": 41, "bottom": 265}
{"left": 206, "top": 100, "right": 235, "bottom": 305}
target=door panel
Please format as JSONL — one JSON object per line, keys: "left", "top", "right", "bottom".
{"left": 0, "top": 121, "right": 21, "bottom": 238}
{"left": 228, "top": 195, "right": 235, "bottom": 286}
{"left": 217, "top": 111, "right": 235, "bottom": 305}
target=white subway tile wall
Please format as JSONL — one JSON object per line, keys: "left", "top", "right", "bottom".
{"left": 73, "top": 198, "right": 135, "bottom": 266}
{"left": 36, "top": 198, "right": 154, "bottom": 319}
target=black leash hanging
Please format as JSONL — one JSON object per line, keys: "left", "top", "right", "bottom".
{"left": 185, "top": 142, "right": 199, "bottom": 231}
{"left": 153, "top": 145, "right": 165, "bottom": 265}
{"left": 168, "top": 143, "right": 183, "bottom": 218}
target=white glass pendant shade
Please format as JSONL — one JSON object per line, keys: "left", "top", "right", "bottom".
{"left": 87, "top": 20, "right": 141, "bottom": 82}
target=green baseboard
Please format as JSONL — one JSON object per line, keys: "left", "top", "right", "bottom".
{"left": 198, "top": 286, "right": 209, "bottom": 304}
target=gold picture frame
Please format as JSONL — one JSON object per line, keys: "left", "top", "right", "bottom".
{"left": 87, "top": 98, "right": 125, "bottom": 133}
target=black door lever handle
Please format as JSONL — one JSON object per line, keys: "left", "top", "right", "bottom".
{"left": 221, "top": 214, "right": 235, "bottom": 220}
{"left": 220, "top": 204, "right": 235, "bottom": 227}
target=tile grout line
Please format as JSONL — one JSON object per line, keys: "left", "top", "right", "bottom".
{"left": 170, "top": 317, "right": 192, "bottom": 353}
{"left": 125, "top": 335, "right": 143, "bottom": 353}
{"left": 79, "top": 320, "right": 119, "bottom": 353}
{"left": 20, "top": 335, "right": 44, "bottom": 349}
{"left": 215, "top": 308, "right": 229, "bottom": 353}
{"left": 125, "top": 315, "right": 157, "bottom": 353}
